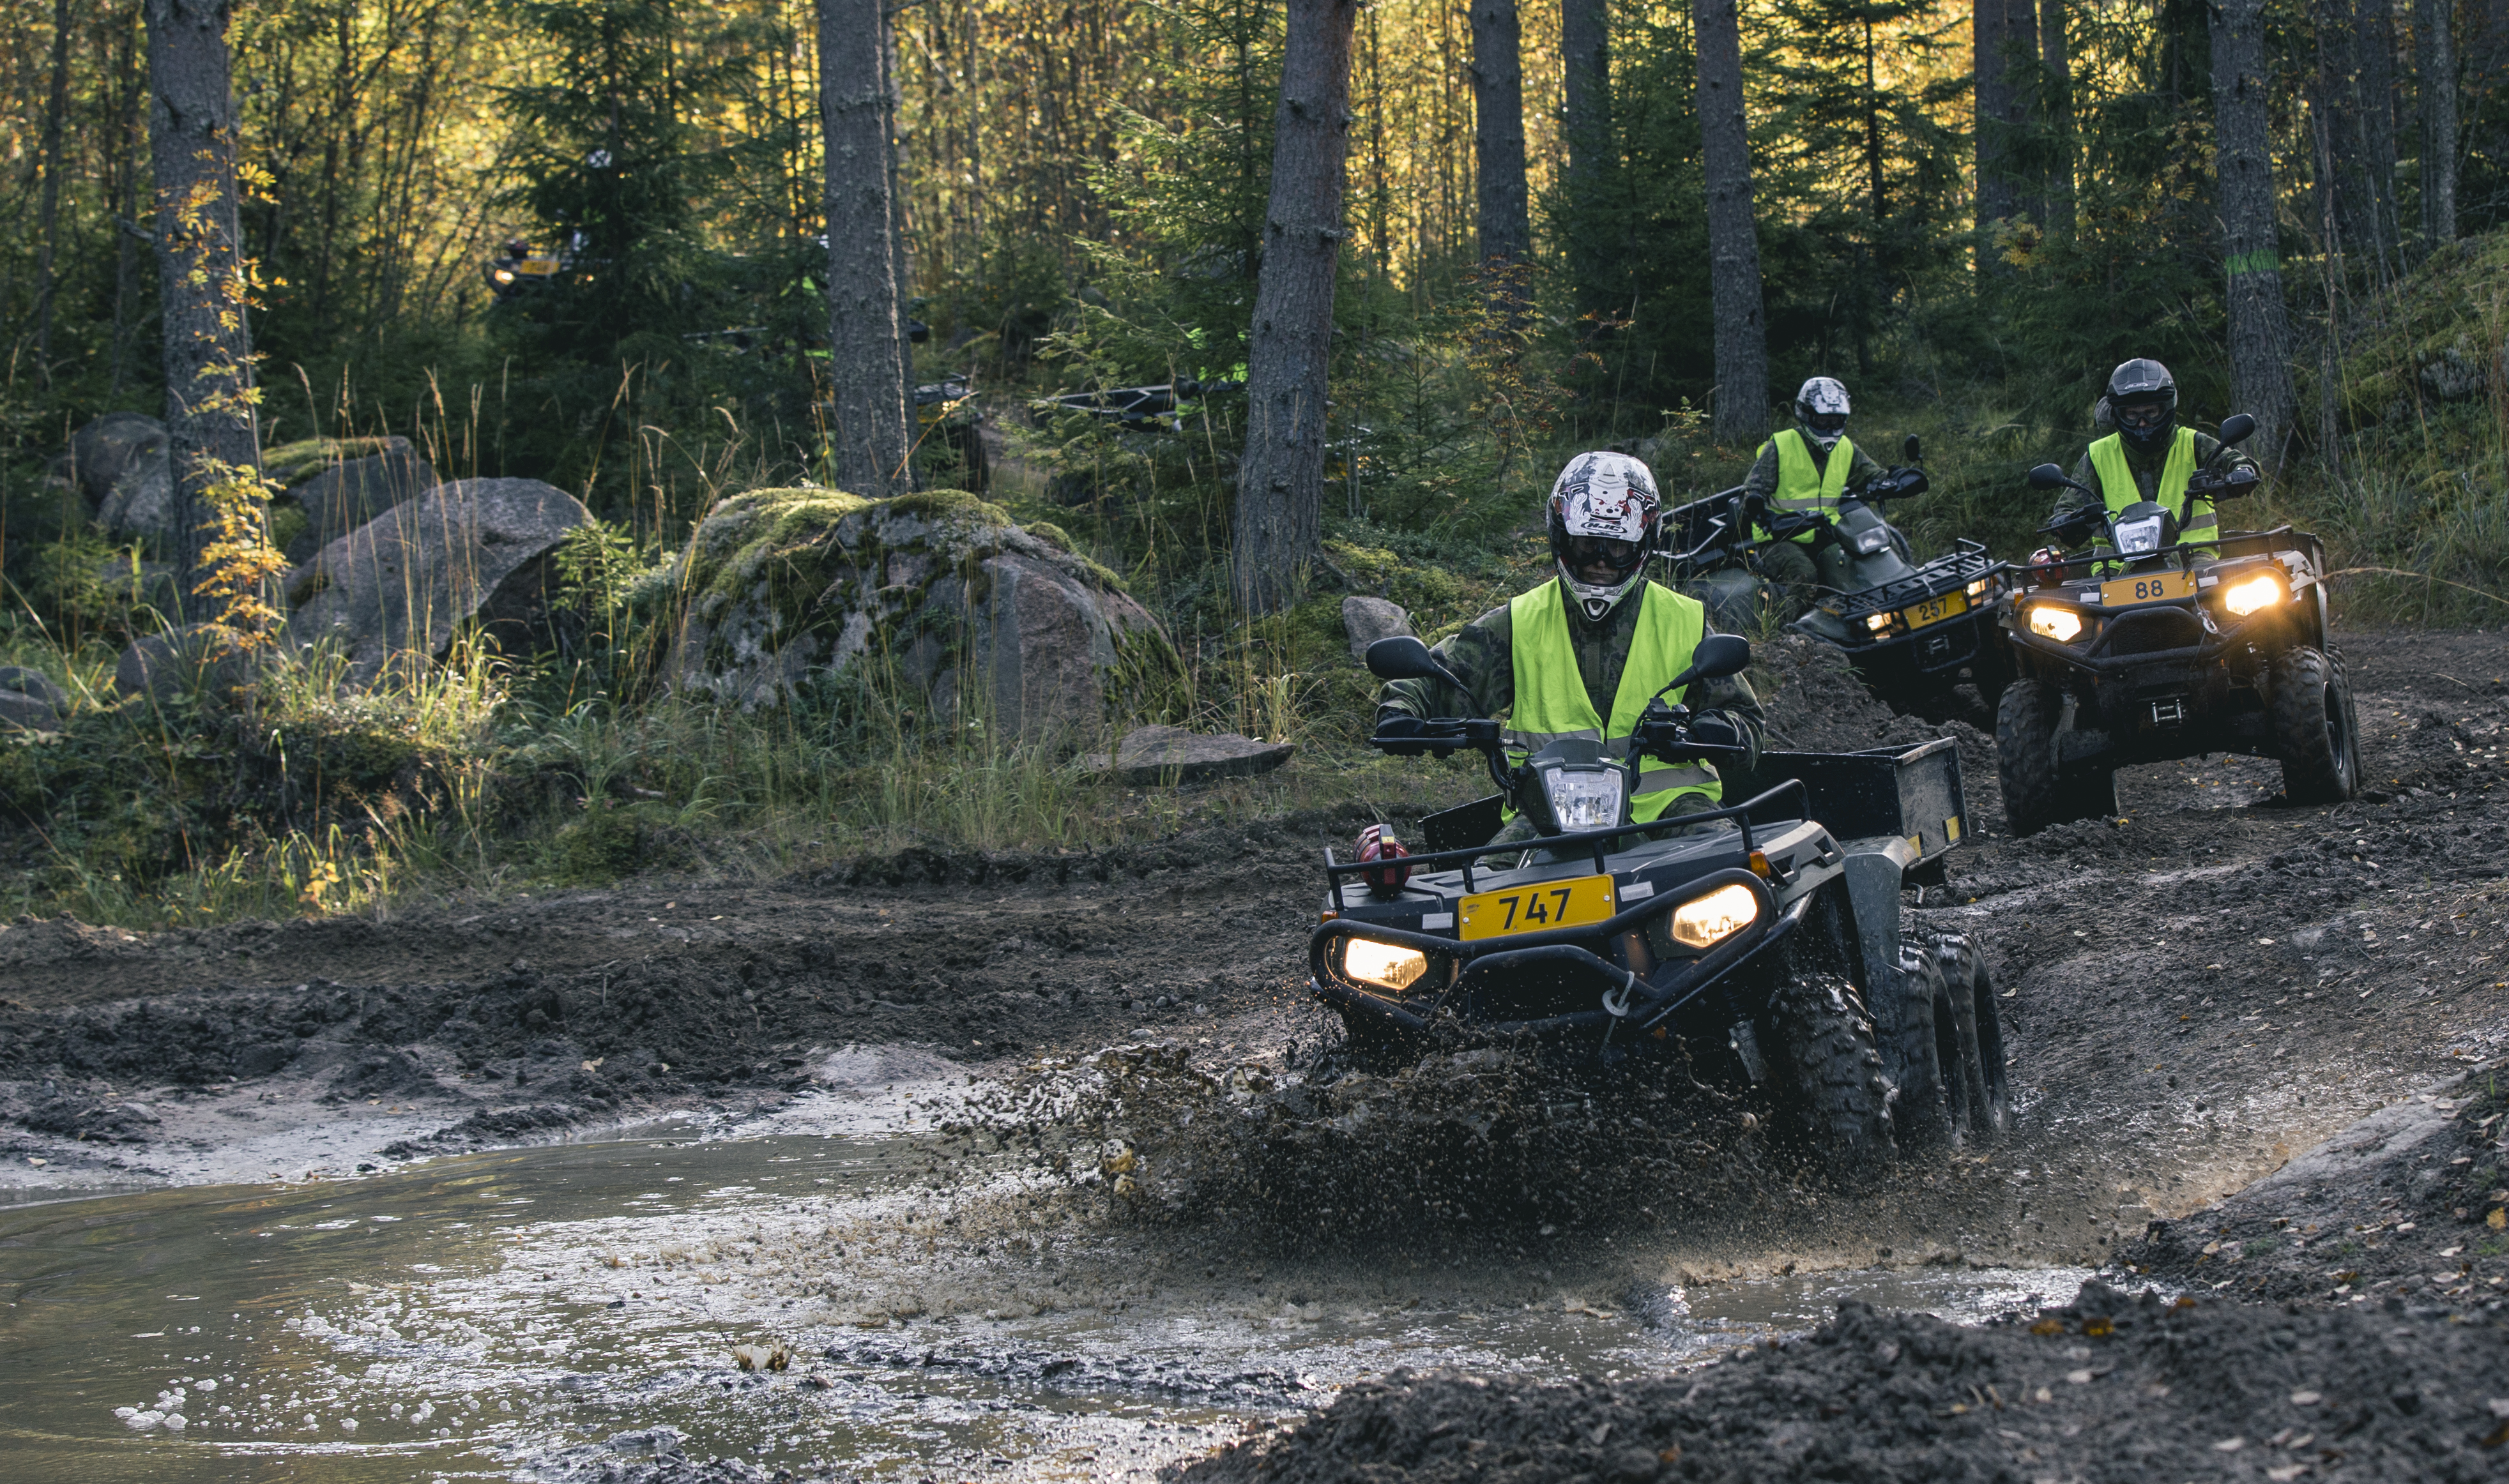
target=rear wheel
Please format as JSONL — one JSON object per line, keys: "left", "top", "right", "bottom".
{"left": 1933, "top": 935, "right": 2011, "bottom": 1138}
{"left": 2273, "top": 645, "right": 2360, "bottom": 804}
{"left": 1760, "top": 972, "right": 1896, "bottom": 1169}
{"left": 1876, "top": 946, "right": 1966, "bottom": 1147}
{"left": 1995, "top": 679, "right": 2114, "bottom": 835}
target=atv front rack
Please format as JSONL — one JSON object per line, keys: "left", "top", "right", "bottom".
{"left": 1831, "top": 540, "right": 2003, "bottom": 619}
{"left": 1321, "top": 778, "right": 1809, "bottom": 911}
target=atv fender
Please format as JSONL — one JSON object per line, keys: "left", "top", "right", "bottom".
{"left": 1836, "top": 832, "right": 1919, "bottom": 995}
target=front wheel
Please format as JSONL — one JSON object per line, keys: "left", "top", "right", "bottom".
{"left": 1760, "top": 973, "right": 1896, "bottom": 1169}
{"left": 2273, "top": 646, "right": 2361, "bottom": 804}
{"left": 1995, "top": 679, "right": 2116, "bottom": 835}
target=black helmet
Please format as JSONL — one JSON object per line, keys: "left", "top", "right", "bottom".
{"left": 2105, "top": 358, "right": 2177, "bottom": 455}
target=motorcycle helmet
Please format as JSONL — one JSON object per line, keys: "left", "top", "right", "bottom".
{"left": 2105, "top": 358, "right": 2177, "bottom": 455}
{"left": 1793, "top": 376, "right": 1852, "bottom": 451}
{"left": 1546, "top": 451, "right": 1661, "bottom": 623}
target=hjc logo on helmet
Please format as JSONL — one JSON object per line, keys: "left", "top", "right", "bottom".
{"left": 1546, "top": 451, "right": 1663, "bottom": 621}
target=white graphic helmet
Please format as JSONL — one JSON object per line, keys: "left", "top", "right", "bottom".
{"left": 1546, "top": 451, "right": 1661, "bottom": 622}
{"left": 1794, "top": 376, "right": 1852, "bottom": 451}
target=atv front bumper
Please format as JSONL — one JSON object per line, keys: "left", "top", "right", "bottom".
{"left": 2002, "top": 605, "right": 2300, "bottom": 763}
{"left": 1801, "top": 605, "right": 2007, "bottom": 692}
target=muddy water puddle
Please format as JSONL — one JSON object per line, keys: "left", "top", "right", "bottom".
{"left": 0, "top": 1127, "right": 2089, "bottom": 1482}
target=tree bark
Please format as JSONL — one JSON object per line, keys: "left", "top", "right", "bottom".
{"left": 147, "top": 0, "right": 260, "bottom": 605}
{"left": 34, "top": 0, "right": 71, "bottom": 382}
{"left": 2211, "top": 0, "right": 2297, "bottom": 471}
{"left": 2419, "top": 0, "right": 2458, "bottom": 246}
{"left": 1694, "top": 0, "right": 1767, "bottom": 442}
{"left": 1974, "top": 0, "right": 2015, "bottom": 236}
{"left": 1232, "top": 0, "right": 1357, "bottom": 614}
{"left": 883, "top": 7, "right": 918, "bottom": 424}
{"left": 1560, "top": 0, "right": 1608, "bottom": 307}
{"left": 1470, "top": 0, "right": 1532, "bottom": 267}
{"left": 2316, "top": 0, "right": 2398, "bottom": 275}
{"left": 2041, "top": 0, "right": 2074, "bottom": 238}
{"left": 818, "top": 0, "right": 912, "bottom": 496}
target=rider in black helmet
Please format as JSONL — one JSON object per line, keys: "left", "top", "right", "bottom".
{"left": 2048, "top": 358, "right": 2257, "bottom": 554}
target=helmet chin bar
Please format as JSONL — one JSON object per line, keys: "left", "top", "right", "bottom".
{"left": 1559, "top": 560, "right": 1642, "bottom": 621}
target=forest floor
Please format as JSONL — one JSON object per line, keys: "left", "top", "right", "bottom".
{"left": 1, "top": 627, "right": 2505, "bottom": 1480}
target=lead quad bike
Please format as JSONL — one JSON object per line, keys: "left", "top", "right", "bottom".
{"left": 1311, "top": 633, "right": 2013, "bottom": 1164}
{"left": 1663, "top": 437, "right": 2016, "bottom": 717}
{"left": 1994, "top": 413, "right": 2363, "bottom": 836}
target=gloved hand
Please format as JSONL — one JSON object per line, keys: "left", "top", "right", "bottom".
{"left": 1375, "top": 713, "right": 1427, "bottom": 738}
{"left": 1689, "top": 712, "right": 1743, "bottom": 746}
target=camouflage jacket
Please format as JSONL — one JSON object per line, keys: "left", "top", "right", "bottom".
{"left": 2054, "top": 430, "right": 2258, "bottom": 526}
{"left": 1741, "top": 424, "right": 1886, "bottom": 503}
{"left": 1375, "top": 579, "right": 1766, "bottom": 764}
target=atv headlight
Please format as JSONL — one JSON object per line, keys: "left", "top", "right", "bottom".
{"left": 2220, "top": 569, "right": 2289, "bottom": 617}
{"left": 1863, "top": 611, "right": 1893, "bottom": 633}
{"left": 2026, "top": 603, "right": 2085, "bottom": 642}
{"left": 1668, "top": 882, "right": 1759, "bottom": 949}
{"left": 1965, "top": 577, "right": 1992, "bottom": 598}
{"left": 1341, "top": 937, "right": 1428, "bottom": 992}
{"left": 1853, "top": 527, "right": 1890, "bottom": 554}
{"left": 1543, "top": 767, "right": 1625, "bottom": 831}
{"left": 493, "top": 268, "right": 516, "bottom": 284}
{"left": 2114, "top": 513, "right": 2166, "bottom": 554}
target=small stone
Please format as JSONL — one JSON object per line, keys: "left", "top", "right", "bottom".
{"left": 1341, "top": 596, "right": 1415, "bottom": 663}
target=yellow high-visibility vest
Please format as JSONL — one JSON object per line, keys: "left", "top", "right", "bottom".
{"left": 1757, "top": 428, "right": 1855, "bottom": 543}
{"left": 1506, "top": 579, "right": 1720, "bottom": 822}
{"left": 2086, "top": 428, "right": 2216, "bottom": 550}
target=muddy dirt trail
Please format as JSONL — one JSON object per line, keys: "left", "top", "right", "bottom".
{"left": 1, "top": 626, "right": 2504, "bottom": 1481}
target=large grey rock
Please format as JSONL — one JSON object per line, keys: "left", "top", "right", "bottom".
{"left": 1341, "top": 595, "right": 1416, "bottom": 663}
{"left": 0, "top": 691, "right": 62, "bottom": 734}
{"left": 287, "top": 478, "right": 593, "bottom": 680}
{"left": 91, "top": 557, "right": 181, "bottom": 619}
{"left": 115, "top": 623, "right": 259, "bottom": 707}
{"left": 278, "top": 443, "right": 439, "bottom": 563}
{"left": 662, "top": 488, "right": 1173, "bottom": 742}
{"left": 66, "top": 412, "right": 166, "bottom": 511}
{"left": 1083, "top": 725, "right": 1294, "bottom": 784}
{"left": 96, "top": 443, "right": 178, "bottom": 547}
{"left": 0, "top": 665, "right": 68, "bottom": 712}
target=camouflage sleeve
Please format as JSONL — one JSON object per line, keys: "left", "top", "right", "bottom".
{"left": 2190, "top": 431, "right": 2259, "bottom": 478}
{"left": 1375, "top": 602, "right": 1514, "bottom": 723}
{"left": 2054, "top": 453, "right": 2105, "bottom": 526}
{"left": 1689, "top": 661, "right": 1765, "bottom": 759}
{"left": 1843, "top": 441, "right": 1887, "bottom": 490}
{"left": 1739, "top": 444, "right": 1782, "bottom": 501}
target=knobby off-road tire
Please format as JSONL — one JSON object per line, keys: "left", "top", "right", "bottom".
{"left": 1995, "top": 679, "right": 2115, "bottom": 835}
{"left": 1338, "top": 1012, "right": 1416, "bottom": 1076}
{"left": 1761, "top": 972, "right": 1896, "bottom": 1168}
{"left": 2273, "top": 645, "right": 2361, "bottom": 805}
{"left": 1873, "top": 945, "right": 1965, "bottom": 1147}
{"left": 1933, "top": 935, "right": 2011, "bottom": 1138}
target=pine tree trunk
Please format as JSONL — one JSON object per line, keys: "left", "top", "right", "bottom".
{"left": 1470, "top": 0, "right": 1532, "bottom": 267}
{"left": 2420, "top": 0, "right": 2458, "bottom": 246}
{"left": 883, "top": 8, "right": 917, "bottom": 426}
{"left": 2041, "top": 0, "right": 2074, "bottom": 238}
{"left": 2211, "top": 0, "right": 2297, "bottom": 470}
{"left": 1560, "top": 0, "right": 1608, "bottom": 308}
{"left": 147, "top": 0, "right": 259, "bottom": 607}
{"left": 2317, "top": 0, "right": 2399, "bottom": 274}
{"left": 1693, "top": 0, "right": 1767, "bottom": 443}
{"left": 2004, "top": 0, "right": 2040, "bottom": 225}
{"left": 2358, "top": 0, "right": 2398, "bottom": 269}
{"left": 1974, "top": 0, "right": 2014, "bottom": 239}
{"left": 33, "top": 0, "right": 70, "bottom": 382}
{"left": 818, "top": 0, "right": 911, "bottom": 496}
{"left": 1232, "top": 0, "right": 1357, "bottom": 614}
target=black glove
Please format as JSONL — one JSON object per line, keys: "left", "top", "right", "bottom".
{"left": 1375, "top": 713, "right": 1427, "bottom": 739}
{"left": 1689, "top": 712, "right": 1743, "bottom": 746}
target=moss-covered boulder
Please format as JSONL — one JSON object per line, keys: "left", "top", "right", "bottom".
{"left": 266, "top": 436, "right": 438, "bottom": 563}
{"left": 660, "top": 486, "right": 1170, "bottom": 741}
{"left": 2325, "top": 232, "right": 2509, "bottom": 424}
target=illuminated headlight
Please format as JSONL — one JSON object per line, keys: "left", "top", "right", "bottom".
{"left": 2027, "top": 604, "right": 2085, "bottom": 642}
{"left": 1543, "top": 767, "right": 1626, "bottom": 831}
{"left": 2115, "top": 515, "right": 2165, "bottom": 554}
{"left": 1965, "top": 577, "right": 1992, "bottom": 598}
{"left": 1668, "top": 882, "right": 1760, "bottom": 949}
{"left": 1853, "top": 527, "right": 1889, "bottom": 554}
{"left": 493, "top": 269, "right": 516, "bottom": 284}
{"left": 2220, "top": 570, "right": 2289, "bottom": 617}
{"left": 1341, "top": 938, "right": 1428, "bottom": 992}
{"left": 1863, "top": 611, "right": 1894, "bottom": 633}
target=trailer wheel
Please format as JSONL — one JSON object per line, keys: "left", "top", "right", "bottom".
{"left": 1995, "top": 679, "right": 2114, "bottom": 835}
{"left": 1761, "top": 972, "right": 1896, "bottom": 1168}
{"left": 1933, "top": 935, "right": 2011, "bottom": 1137}
{"left": 1877, "top": 946, "right": 1965, "bottom": 1147}
{"left": 2273, "top": 645, "right": 2360, "bottom": 805}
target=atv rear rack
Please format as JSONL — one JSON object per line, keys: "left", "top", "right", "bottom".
{"left": 1831, "top": 540, "right": 2002, "bottom": 619}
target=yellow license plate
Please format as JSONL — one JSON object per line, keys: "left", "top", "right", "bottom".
{"left": 2100, "top": 570, "right": 2193, "bottom": 607}
{"left": 1901, "top": 589, "right": 1969, "bottom": 629}
{"left": 1458, "top": 874, "right": 1617, "bottom": 941}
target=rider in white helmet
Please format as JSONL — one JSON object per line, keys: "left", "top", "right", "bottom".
{"left": 1374, "top": 452, "right": 1764, "bottom": 838}
{"left": 1741, "top": 376, "right": 1884, "bottom": 609}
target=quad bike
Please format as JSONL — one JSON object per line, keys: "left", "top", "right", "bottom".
{"left": 1312, "top": 633, "right": 2013, "bottom": 1163}
{"left": 1661, "top": 438, "right": 2015, "bottom": 715}
{"left": 1994, "top": 413, "right": 2362, "bottom": 835}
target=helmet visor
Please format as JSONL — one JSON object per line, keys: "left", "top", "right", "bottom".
{"left": 1803, "top": 412, "right": 1847, "bottom": 437}
{"left": 2115, "top": 399, "right": 2171, "bottom": 432}
{"left": 1562, "top": 534, "right": 1645, "bottom": 577}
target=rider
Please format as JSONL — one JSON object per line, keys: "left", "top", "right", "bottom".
{"left": 1376, "top": 452, "right": 1765, "bottom": 834}
{"left": 1743, "top": 377, "right": 1886, "bottom": 605}
{"left": 2049, "top": 358, "right": 2257, "bottom": 557}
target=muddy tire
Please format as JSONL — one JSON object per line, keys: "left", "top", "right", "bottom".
{"left": 1339, "top": 1013, "right": 1415, "bottom": 1075}
{"left": 2273, "top": 645, "right": 2360, "bottom": 805}
{"left": 1995, "top": 679, "right": 2114, "bottom": 835}
{"left": 1933, "top": 935, "right": 2011, "bottom": 1138}
{"left": 1877, "top": 945, "right": 1966, "bottom": 1147}
{"left": 1760, "top": 972, "right": 1896, "bottom": 1167}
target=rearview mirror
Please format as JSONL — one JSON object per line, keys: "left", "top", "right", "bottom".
{"left": 1365, "top": 635, "right": 1452, "bottom": 685}
{"left": 1902, "top": 434, "right": 1922, "bottom": 462}
{"left": 2217, "top": 412, "right": 2257, "bottom": 446}
{"left": 1669, "top": 633, "right": 1751, "bottom": 692}
{"left": 2025, "top": 462, "right": 2071, "bottom": 490}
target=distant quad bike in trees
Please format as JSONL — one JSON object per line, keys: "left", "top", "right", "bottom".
{"left": 1661, "top": 437, "right": 2015, "bottom": 717}
{"left": 1994, "top": 413, "right": 2363, "bottom": 835}
{"left": 1310, "top": 634, "right": 2012, "bottom": 1168}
